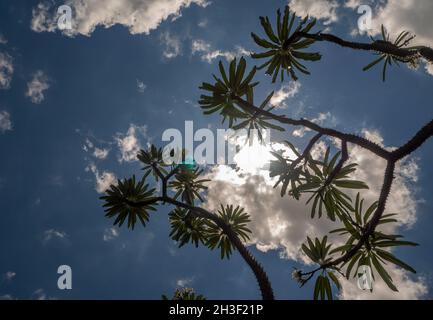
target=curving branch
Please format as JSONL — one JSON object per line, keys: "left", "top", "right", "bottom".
{"left": 289, "top": 32, "right": 433, "bottom": 63}
{"left": 125, "top": 167, "right": 275, "bottom": 300}
{"left": 391, "top": 119, "right": 433, "bottom": 160}
{"left": 234, "top": 96, "right": 391, "bottom": 159}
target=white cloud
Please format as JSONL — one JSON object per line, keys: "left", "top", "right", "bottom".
{"left": 3, "top": 271, "right": 16, "bottom": 281}
{"left": 202, "top": 128, "right": 425, "bottom": 298}
{"left": 115, "top": 124, "right": 147, "bottom": 163}
{"left": 289, "top": 0, "right": 339, "bottom": 25}
{"left": 84, "top": 138, "right": 94, "bottom": 151}
{"left": 103, "top": 227, "right": 119, "bottom": 241}
{"left": 160, "top": 31, "right": 182, "bottom": 59}
{"left": 198, "top": 19, "right": 208, "bottom": 28}
{"left": 137, "top": 79, "right": 147, "bottom": 93}
{"left": 87, "top": 163, "right": 117, "bottom": 194}
{"left": 0, "top": 294, "right": 14, "bottom": 300}
{"left": 191, "top": 39, "right": 250, "bottom": 63}
{"left": 93, "top": 147, "right": 109, "bottom": 160}
{"left": 0, "top": 111, "right": 12, "bottom": 133}
{"left": 32, "top": 288, "right": 49, "bottom": 300}
{"left": 83, "top": 138, "right": 110, "bottom": 160}
{"left": 31, "top": 0, "right": 210, "bottom": 36}
{"left": 176, "top": 277, "right": 194, "bottom": 287}
{"left": 43, "top": 229, "right": 67, "bottom": 244}
{"left": 0, "top": 52, "right": 13, "bottom": 90}
{"left": 270, "top": 82, "right": 301, "bottom": 109}
{"left": 191, "top": 39, "right": 211, "bottom": 54}
{"left": 370, "top": 0, "right": 433, "bottom": 46}
{"left": 26, "top": 70, "right": 50, "bottom": 104}
{"left": 344, "top": 0, "right": 361, "bottom": 9}
{"left": 31, "top": 3, "right": 57, "bottom": 33}
{"left": 292, "top": 112, "right": 336, "bottom": 137}
{"left": 425, "top": 63, "right": 433, "bottom": 76}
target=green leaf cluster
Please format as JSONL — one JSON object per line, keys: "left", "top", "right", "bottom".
{"left": 137, "top": 145, "right": 169, "bottom": 181}
{"left": 169, "top": 208, "right": 208, "bottom": 248}
{"left": 331, "top": 193, "right": 418, "bottom": 292}
{"left": 168, "top": 204, "right": 252, "bottom": 260}
{"left": 199, "top": 57, "right": 258, "bottom": 127}
{"left": 205, "top": 205, "right": 252, "bottom": 259}
{"left": 301, "top": 236, "right": 341, "bottom": 300}
{"left": 232, "top": 89, "right": 285, "bottom": 142}
{"left": 363, "top": 25, "right": 419, "bottom": 81}
{"left": 271, "top": 146, "right": 368, "bottom": 221}
{"left": 251, "top": 6, "right": 321, "bottom": 82}
{"left": 169, "top": 167, "right": 210, "bottom": 205}
{"left": 101, "top": 175, "right": 156, "bottom": 230}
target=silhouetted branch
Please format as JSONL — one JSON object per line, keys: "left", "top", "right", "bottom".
{"left": 290, "top": 32, "right": 433, "bottom": 63}
{"left": 234, "top": 96, "right": 391, "bottom": 159}
{"left": 391, "top": 119, "right": 433, "bottom": 160}
{"left": 289, "top": 133, "right": 322, "bottom": 170}
{"left": 323, "top": 140, "right": 348, "bottom": 188}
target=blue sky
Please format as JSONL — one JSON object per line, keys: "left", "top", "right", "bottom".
{"left": 0, "top": 0, "right": 433, "bottom": 300}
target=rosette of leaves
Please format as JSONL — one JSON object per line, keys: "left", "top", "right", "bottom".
{"left": 363, "top": 25, "right": 418, "bottom": 82}
{"left": 232, "top": 88, "right": 285, "bottom": 142}
{"left": 295, "top": 147, "right": 368, "bottom": 221}
{"left": 302, "top": 236, "right": 334, "bottom": 266}
{"left": 199, "top": 57, "right": 258, "bottom": 127}
{"left": 205, "top": 205, "right": 252, "bottom": 259}
{"left": 169, "top": 167, "right": 210, "bottom": 205}
{"left": 271, "top": 146, "right": 368, "bottom": 221}
{"left": 162, "top": 288, "right": 206, "bottom": 300}
{"left": 101, "top": 175, "right": 157, "bottom": 230}
{"left": 137, "top": 144, "right": 168, "bottom": 181}
{"left": 329, "top": 193, "right": 418, "bottom": 291}
{"left": 169, "top": 208, "right": 208, "bottom": 248}
{"left": 301, "top": 236, "right": 341, "bottom": 300}
{"left": 251, "top": 6, "right": 321, "bottom": 82}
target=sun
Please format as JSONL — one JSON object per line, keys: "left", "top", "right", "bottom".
{"left": 233, "top": 133, "right": 297, "bottom": 176}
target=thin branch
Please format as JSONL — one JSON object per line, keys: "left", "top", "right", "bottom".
{"left": 233, "top": 96, "right": 391, "bottom": 159}
{"left": 292, "top": 133, "right": 323, "bottom": 168}
{"left": 323, "top": 140, "right": 348, "bottom": 188}
{"left": 292, "top": 32, "right": 433, "bottom": 63}
{"left": 234, "top": 96, "right": 433, "bottom": 162}
{"left": 152, "top": 163, "right": 165, "bottom": 181}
